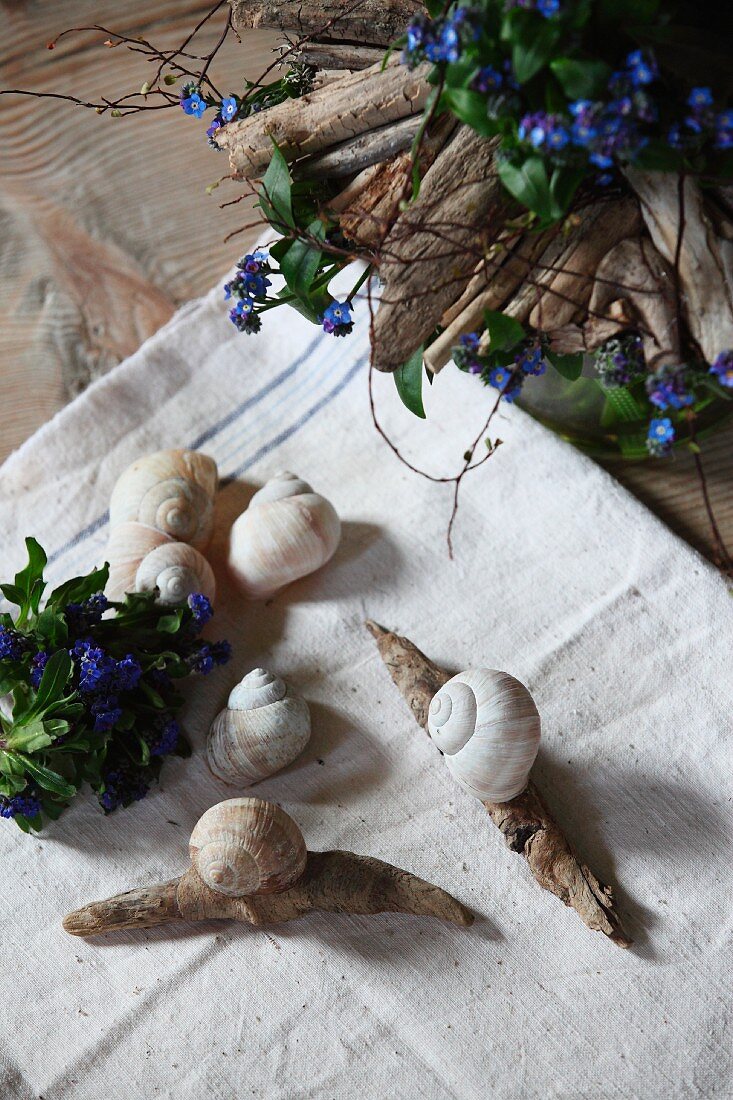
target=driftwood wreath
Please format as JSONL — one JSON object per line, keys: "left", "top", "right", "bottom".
{"left": 5, "top": 1, "right": 732, "bottom": 563}
{"left": 219, "top": 1, "right": 733, "bottom": 375}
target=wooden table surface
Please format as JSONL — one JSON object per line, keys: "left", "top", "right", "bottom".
{"left": 2, "top": 0, "right": 731, "bottom": 568}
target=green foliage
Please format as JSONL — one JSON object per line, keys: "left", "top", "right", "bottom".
{"left": 0, "top": 542, "right": 228, "bottom": 831}
{"left": 394, "top": 346, "right": 427, "bottom": 418}
{"left": 545, "top": 349, "right": 584, "bottom": 381}
{"left": 255, "top": 143, "right": 367, "bottom": 328}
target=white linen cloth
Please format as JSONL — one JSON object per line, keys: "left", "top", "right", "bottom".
{"left": 0, "top": 278, "right": 730, "bottom": 1100}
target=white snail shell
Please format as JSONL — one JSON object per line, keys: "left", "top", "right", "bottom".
{"left": 427, "top": 669, "right": 541, "bottom": 803}
{"left": 105, "top": 522, "right": 215, "bottom": 605}
{"left": 135, "top": 541, "right": 216, "bottom": 606}
{"left": 105, "top": 522, "right": 171, "bottom": 601}
{"left": 189, "top": 797, "right": 307, "bottom": 897}
{"left": 207, "top": 669, "right": 311, "bottom": 786}
{"left": 228, "top": 471, "right": 341, "bottom": 600}
{"left": 109, "top": 449, "right": 218, "bottom": 550}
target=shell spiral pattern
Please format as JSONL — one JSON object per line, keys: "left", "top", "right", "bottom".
{"left": 189, "top": 798, "right": 307, "bottom": 897}
{"left": 427, "top": 669, "right": 541, "bottom": 803}
{"left": 109, "top": 449, "right": 218, "bottom": 550}
{"left": 134, "top": 542, "right": 216, "bottom": 606}
{"left": 207, "top": 669, "right": 311, "bottom": 786}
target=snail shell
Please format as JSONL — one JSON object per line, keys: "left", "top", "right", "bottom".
{"left": 207, "top": 669, "right": 311, "bottom": 786}
{"left": 109, "top": 449, "right": 218, "bottom": 550}
{"left": 105, "top": 522, "right": 215, "bottom": 605}
{"left": 189, "top": 797, "right": 307, "bottom": 897}
{"left": 427, "top": 669, "right": 541, "bottom": 803}
{"left": 228, "top": 471, "right": 341, "bottom": 600}
{"left": 105, "top": 522, "right": 171, "bottom": 601}
{"left": 135, "top": 541, "right": 216, "bottom": 606}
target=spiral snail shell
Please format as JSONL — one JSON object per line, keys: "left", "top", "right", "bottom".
{"left": 189, "top": 797, "right": 307, "bottom": 897}
{"left": 109, "top": 449, "right": 218, "bottom": 551}
{"left": 228, "top": 471, "right": 341, "bottom": 599}
{"left": 427, "top": 669, "right": 541, "bottom": 803}
{"left": 105, "top": 522, "right": 215, "bottom": 605}
{"left": 207, "top": 669, "right": 311, "bottom": 786}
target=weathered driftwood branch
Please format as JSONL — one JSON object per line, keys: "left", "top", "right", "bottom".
{"left": 563, "top": 235, "right": 679, "bottom": 367}
{"left": 64, "top": 797, "right": 473, "bottom": 938}
{"left": 365, "top": 621, "right": 631, "bottom": 948}
{"left": 64, "top": 854, "right": 472, "bottom": 936}
{"left": 333, "top": 114, "right": 456, "bottom": 249}
{"left": 294, "top": 114, "right": 421, "bottom": 180}
{"left": 296, "top": 42, "right": 386, "bottom": 71}
{"left": 424, "top": 198, "right": 642, "bottom": 372}
{"left": 228, "top": 0, "right": 423, "bottom": 46}
{"left": 424, "top": 227, "right": 560, "bottom": 373}
{"left": 215, "top": 55, "right": 429, "bottom": 179}
{"left": 625, "top": 169, "right": 733, "bottom": 362}
{"left": 372, "top": 127, "right": 511, "bottom": 371}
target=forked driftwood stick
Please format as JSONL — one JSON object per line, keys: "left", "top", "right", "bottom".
{"left": 365, "top": 621, "right": 631, "bottom": 948}
{"left": 64, "top": 798, "right": 473, "bottom": 938}
{"left": 64, "top": 855, "right": 471, "bottom": 936}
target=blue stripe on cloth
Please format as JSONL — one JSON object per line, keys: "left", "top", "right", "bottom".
{"left": 188, "top": 331, "right": 323, "bottom": 451}
{"left": 224, "top": 354, "right": 364, "bottom": 480}
{"left": 46, "top": 346, "right": 364, "bottom": 567}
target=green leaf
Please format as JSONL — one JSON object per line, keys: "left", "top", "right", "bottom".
{"left": 498, "top": 156, "right": 553, "bottom": 221}
{"left": 279, "top": 220, "right": 326, "bottom": 300}
{"left": 137, "top": 734, "right": 151, "bottom": 767}
{"left": 14, "top": 754, "right": 76, "bottom": 799}
{"left": 394, "top": 346, "right": 426, "bottom": 419}
{"left": 512, "top": 22, "right": 561, "bottom": 84}
{"left": 550, "top": 58, "right": 611, "bottom": 99}
{"left": 33, "top": 650, "right": 72, "bottom": 713}
{"left": 12, "top": 538, "right": 48, "bottom": 621}
{"left": 154, "top": 611, "right": 181, "bottom": 638}
{"left": 484, "top": 310, "right": 525, "bottom": 353}
{"left": 5, "top": 718, "right": 54, "bottom": 754}
{"left": 0, "top": 750, "right": 25, "bottom": 777}
{"left": 258, "top": 143, "right": 294, "bottom": 232}
{"left": 35, "top": 607, "right": 68, "bottom": 648}
{"left": 48, "top": 564, "right": 110, "bottom": 610}
{"left": 0, "top": 584, "right": 26, "bottom": 607}
{"left": 549, "top": 166, "right": 585, "bottom": 220}
{"left": 441, "top": 88, "right": 497, "bottom": 137}
{"left": 0, "top": 774, "right": 27, "bottom": 796}
{"left": 546, "top": 350, "right": 584, "bottom": 381}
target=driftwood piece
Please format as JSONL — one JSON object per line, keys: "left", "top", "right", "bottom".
{"left": 372, "top": 127, "right": 510, "bottom": 371}
{"left": 625, "top": 169, "right": 733, "bottom": 362}
{"left": 296, "top": 42, "right": 387, "bottom": 70}
{"left": 334, "top": 114, "right": 456, "bottom": 250}
{"left": 424, "top": 228, "right": 558, "bottom": 373}
{"left": 63, "top": 852, "right": 473, "bottom": 937}
{"left": 228, "top": 0, "right": 423, "bottom": 46}
{"left": 295, "top": 115, "right": 421, "bottom": 180}
{"left": 365, "top": 621, "right": 632, "bottom": 948}
{"left": 215, "top": 55, "right": 429, "bottom": 179}
{"left": 424, "top": 198, "right": 640, "bottom": 373}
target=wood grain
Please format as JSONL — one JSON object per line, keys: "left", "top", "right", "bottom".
{"left": 1, "top": 2, "right": 730, "bottom": 566}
